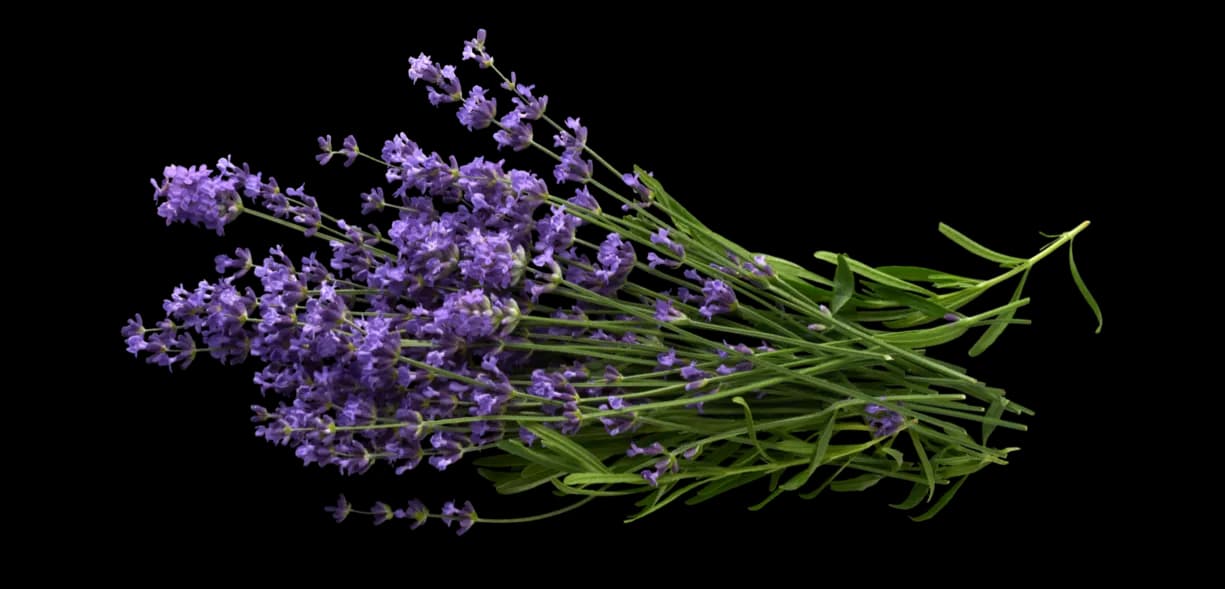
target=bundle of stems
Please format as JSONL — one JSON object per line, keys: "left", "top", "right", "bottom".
{"left": 122, "top": 30, "right": 1099, "bottom": 532}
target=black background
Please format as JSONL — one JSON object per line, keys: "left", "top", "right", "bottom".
{"left": 70, "top": 7, "right": 1151, "bottom": 572}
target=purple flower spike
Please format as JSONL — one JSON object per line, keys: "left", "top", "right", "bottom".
{"left": 458, "top": 86, "right": 497, "bottom": 130}
{"left": 441, "top": 500, "right": 477, "bottom": 536}
{"left": 865, "top": 403, "right": 905, "bottom": 438}
{"left": 152, "top": 164, "right": 242, "bottom": 235}
{"left": 408, "top": 53, "right": 463, "bottom": 105}
{"left": 341, "top": 135, "right": 359, "bottom": 167}
{"left": 657, "top": 348, "right": 678, "bottom": 369}
{"left": 641, "top": 468, "right": 661, "bottom": 487}
{"left": 360, "top": 187, "right": 385, "bottom": 215}
{"left": 372, "top": 501, "right": 395, "bottom": 526}
{"left": 315, "top": 135, "right": 334, "bottom": 165}
{"left": 699, "top": 279, "right": 737, "bottom": 320}
{"left": 324, "top": 494, "right": 351, "bottom": 523}
{"left": 654, "top": 299, "right": 686, "bottom": 323}
{"left": 395, "top": 499, "right": 429, "bottom": 530}
{"left": 214, "top": 247, "right": 253, "bottom": 279}
{"left": 628, "top": 441, "right": 665, "bottom": 456}
{"left": 462, "top": 29, "right": 492, "bottom": 68}
{"left": 493, "top": 111, "right": 533, "bottom": 151}
{"left": 604, "top": 364, "right": 623, "bottom": 383}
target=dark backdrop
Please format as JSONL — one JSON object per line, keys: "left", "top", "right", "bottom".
{"left": 76, "top": 8, "right": 1140, "bottom": 572}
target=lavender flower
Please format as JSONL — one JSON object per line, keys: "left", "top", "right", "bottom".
{"left": 568, "top": 186, "right": 599, "bottom": 212}
{"left": 866, "top": 403, "right": 905, "bottom": 438}
{"left": 125, "top": 30, "right": 1091, "bottom": 532}
{"left": 461, "top": 29, "right": 492, "bottom": 68}
{"left": 497, "top": 70, "right": 550, "bottom": 120}
{"left": 214, "top": 247, "right": 253, "bottom": 278}
{"left": 316, "top": 135, "right": 334, "bottom": 165}
{"left": 341, "top": 135, "right": 360, "bottom": 167}
{"left": 325, "top": 494, "right": 352, "bottom": 523}
{"left": 493, "top": 111, "right": 533, "bottom": 151}
{"left": 598, "top": 396, "right": 636, "bottom": 436}
{"left": 395, "top": 499, "right": 429, "bottom": 529}
{"left": 372, "top": 501, "right": 395, "bottom": 526}
{"left": 152, "top": 164, "right": 242, "bottom": 235}
{"left": 654, "top": 298, "right": 686, "bottom": 323}
{"left": 457, "top": 86, "right": 497, "bottom": 130}
{"left": 657, "top": 348, "right": 678, "bottom": 369}
{"left": 553, "top": 118, "right": 592, "bottom": 184}
{"left": 699, "top": 279, "right": 737, "bottom": 320}
{"left": 441, "top": 500, "right": 477, "bottom": 535}
{"left": 360, "top": 187, "right": 385, "bottom": 215}
{"left": 408, "top": 53, "right": 463, "bottom": 105}
{"left": 628, "top": 441, "right": 665, "bottom": 456}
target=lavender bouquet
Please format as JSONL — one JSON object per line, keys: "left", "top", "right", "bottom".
{"left": 122, "top": 30, "right": 1100, "bottom": 534}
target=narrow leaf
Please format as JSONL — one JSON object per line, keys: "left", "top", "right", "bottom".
{"left": 831, "top": 254, "right": 854, "bottom": 314}
{"left": 564, "top": 472, "right": 647, "bottom": 485}
{"left": 969, "top": 267, "right": 1030, "bottom": 357}
{"left": 909, "top": 429, "right": 936, "bottom": 501}
{"left": 938, "top": 223, "right": 1028, "bottom": 266}
{"left": 732, "top": 396, "right": 773, "bottom": 463}
{"left": 525, "top": 424, "right": 611, "bottom": 474}
{"left": 780, "top": 412, "right": 837, "bottom": 491}
{"left": 876, "top": 265, "right": 982, "bottom": 289}
{"left": 830, "top": 473, "right": 884, "bottom": 492}
{"left": 496, "top": 440, "right": 582, "bottom": 473}
{"left": 748, "top": 487, "right": 786, "bottom": 511}
{"left": 685, "top": 471, "right": 771, "bottom": 506}
{"left": 867, "top": 282, "right": 954, "bottom": 319}
{"left": 982, "top": 398, "right": 1007, "bottom": 444}
{"left": 1068, "top": 240, "right": 1103, "bottom": 334}
{"left": 815, "top": 251, "right": 936, "bottom": 296}
{"left": 798, "top": 462, "right": 850, "bottom": 500}
{"left": 496, "top": 467, "right": 562, "bottom": 495}
{"left": 910, "top": 476, "right": 969, "bottom": 522}
{"left": 890, "top": 480, "right": 929, "bottom": 510}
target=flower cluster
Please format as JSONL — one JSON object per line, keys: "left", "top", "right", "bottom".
{"left": 125, "top": 29, "right": 1097, "bottom": 533}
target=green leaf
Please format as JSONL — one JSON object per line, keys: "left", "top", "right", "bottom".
{"left": 625, "top": 480, "right": 709, "bottom": 522}
{"left": 798, "top": 462, "right": 850, "bottom": 500}
{"left": 876, "top": 322, "right": 969, "bottom": 348}
{"left": 496, "top": 440, "right": 582, "bottom": 473}
{"left": 815, "top": 251, "right": 936, "bottom": 296}
{"left": 878, "top": 297, "right": 1030, "bottom": 348}
{"left": 867, "top": 282, "right": 954, "bottom": 319}
{"left": 880, "top": 447, "right": 906, "bottom": 469}
{"left": 890, "top": 480, "right": 929, "bottom": 510}
{"left": 938, "top": 223, "right": 1028, "bottom": 266}
{"left": 1068, "top": 239, "right": 1103, "bottom": 334}
{"left": 767, "top": 468, "right": 783, "bottom": 491}
{"left": 766, "top": 255, "right": 834, "bottom": 287}
{"left": 477, "top": 468, "right": 520, "bottom": 484}
{"left": 875, "top": 265, "right": 982, "bottom": 289}
{"left": 748, "top": 487, "right": 786, "bottom": 511}
{"left": 731, "top": 396, "right": 774, "bottom": 463}
{"left": 472, "top": 454, "right": 532, "bottom": 468}
{"left": 982, "top": 398, "right": 1007, "bottom": 444}
{"left": 780, "top": 412, "right": 837, "bottom": 491}
{"left": 909, "top": 429, "right": 936, "bottom": 501}
{"left": 525, "top": 423, "right": 611, "bottom": 474}
{"left": 969, "top": 268, "right": 1030, "bottom": 357}
{"left": 685, "top": 471, "right": 771, "bottom": 506}
{"left": 831, "top": 254, "right": 854, "bottom": 314}
{"left": 564, "top": 472, "right": 648, "bottom": 485}
{"left": 550, "top": 479, "right": 642, "bottom": 497}
{"left": 830, "top": 473, "right": 884, "bottom": 492}
{"left": 495, "top": 466, "right": 562, "bottom": 495}
{"left": 910, "top": 476, "right": 969, "bottom": 522}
